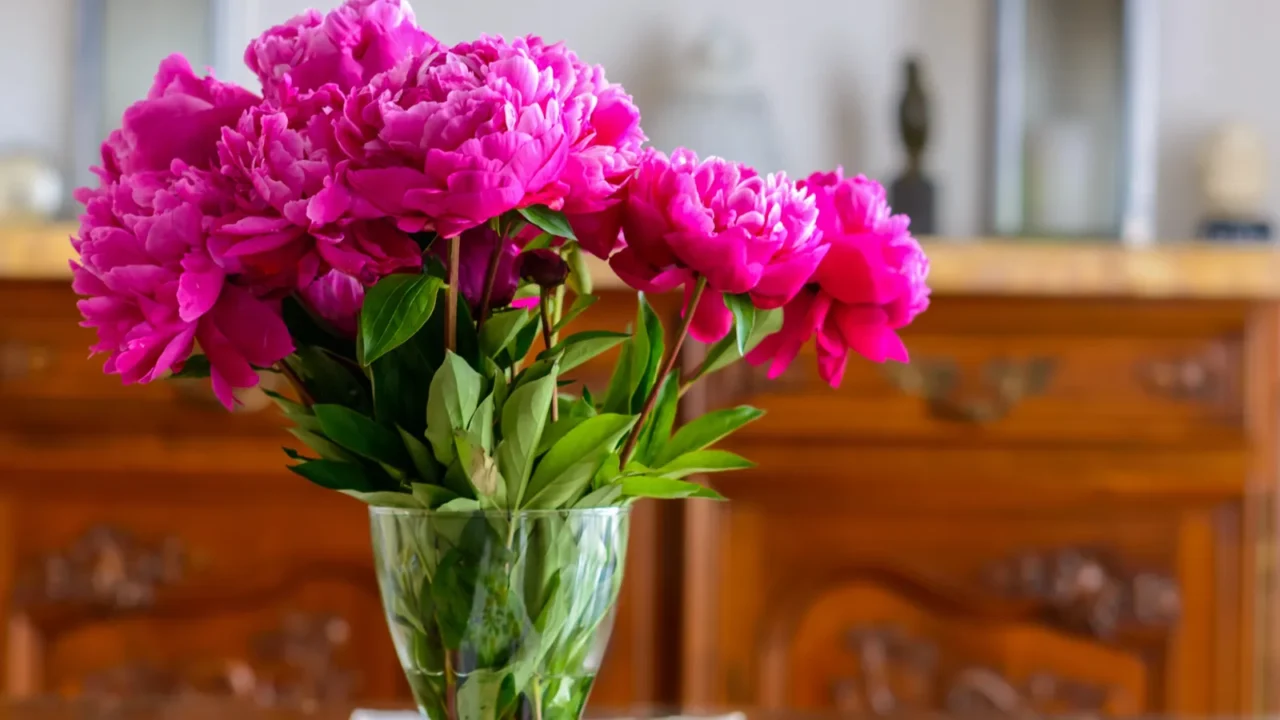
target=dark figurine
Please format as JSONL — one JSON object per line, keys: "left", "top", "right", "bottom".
{"left": 890, "top": 57, "right": 936, "bottom": 234}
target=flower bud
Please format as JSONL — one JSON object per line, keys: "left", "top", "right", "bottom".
{"left": 518, "top": 249, "right": 570, "bottom": 289}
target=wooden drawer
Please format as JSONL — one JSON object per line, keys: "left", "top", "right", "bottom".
{"left": 0, "top": 497, "right": 399, "bottom": 703}
{"left": 721, "top": 330, "right": 1244, "bottom": 447}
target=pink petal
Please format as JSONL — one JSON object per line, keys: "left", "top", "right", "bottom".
{"left": 686, "top": 287, "right": 733, "bottom": 343}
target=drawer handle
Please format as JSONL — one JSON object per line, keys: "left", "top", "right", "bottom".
{"left": 884, "top": 357, "right": 1056, "bottom": 424}
{"left": 0, "top": 340, "right": 52, "bottom": 381}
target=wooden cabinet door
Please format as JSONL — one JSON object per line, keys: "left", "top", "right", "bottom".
{"left": 0, "top": 498, "right": 395, "bottom": 706}
{"left": 682, "top": 491, "right": 1237, "bottom": 716}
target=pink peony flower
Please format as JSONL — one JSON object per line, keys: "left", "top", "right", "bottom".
{"left": 343, "top": 34, "right": 642, "bottom": 239}
{"left": 72, "top": 62, "right": 293, "bottom": 409}
{"left": 245, "top": 0, "right": 438, "bottom": 105}
{"left": 524, "top": 36, "right": 645, "bottom": 259}
{"left": 746, "top": 170, "right": 930, "bottom": 386}
{"left": 210, "top": 96, "right": 421, "bottom": 292}
{"left": 609, "top": 148, "right": 821, "bottom": 343}
{"left": 300, "top": 269, "right": 365, "bottom": 336}
{"left": 102, "top": 55, "right": 259, "bottom": 179}
{"left": 72, "top": 165, "right": 294, "bottom": 408}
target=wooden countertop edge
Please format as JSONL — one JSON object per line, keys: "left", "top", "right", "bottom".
{"left": 5, "top": 223, "right": 1280, "bottom": 299}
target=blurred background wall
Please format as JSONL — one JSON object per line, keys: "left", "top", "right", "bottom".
{"left": 3, "top": 0, "right": 1279, "bottom": 239}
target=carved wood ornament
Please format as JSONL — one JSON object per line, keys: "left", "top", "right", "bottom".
{"left": 883, "top": 356, "right": 1057, "bottom": 424}
{"left": 7, "top": 526, "right": 358, "bottom": 706}
{"left": 982, "top": 548, "right": 1180, "bottom": 639}
{"left": 13, "top": 525, "right": 186, "bottom": 611}
{"left": 830, "top": 624, "right": 1123, "bottom": 718}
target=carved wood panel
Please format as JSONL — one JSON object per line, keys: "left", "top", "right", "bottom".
{"left": 766, "top": 582, "right": 1148, "bottom": 717}
{"left": 982, "top": 548, "right": 1181, "bottom": 639}
{"left": 2, "top": 514, "right": 391, "bottom": 705}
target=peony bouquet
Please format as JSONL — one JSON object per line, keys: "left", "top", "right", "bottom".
{"left": 69, "top": 0, "right": 930, "bottom": 717}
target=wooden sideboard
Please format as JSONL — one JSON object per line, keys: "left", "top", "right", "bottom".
{"left": 681, "top": 295, "right": 1279, "bottom": 717}
{"left": 3, "top": 240, "right": 1280, "bottom": 715}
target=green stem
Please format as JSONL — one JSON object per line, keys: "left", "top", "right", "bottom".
{"left": 539, "top": 287, "right": 559, "bottom": 423}
{"left": 550, "top": 284, "right": 566, "bottom": 345}
{"left": 619, "top": 275, "right": 707, "bottom": 467}
{"left": 531, "top": 677, "right": 544, "bottom": 720}
{"left": 446, "top": 235, "right": 461, "bottom": 353}
{"left": 444, "top": 649, "right": 457, "bottom": 720}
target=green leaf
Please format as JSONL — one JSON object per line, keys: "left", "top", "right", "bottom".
{"left": 538, "top": 413, "right": 585, "bottom": 458}
{"left": 524, "top": 414, "right": 637, "bottom": 509}
{"left": 469, "top": 393, "right": 495, "bottom": 453}
{"left": 265, "top": 390, "right": 323, "bottom": 433}
{"left": 575, "top": 484, "right": 623, "bottom": 508}
{"left": 654, "top": 406, "right": 765, "bottom": 467}
{"left": 399, "top": 427, "right": 442, "bottom": 484}
{"left": 287, "top": 348, "right": 370, "bottom": 413}
{"left": 554, "top": 294, "right": 598, "bottom": 333}
{"left": 602, "top": 334, "right": 635, "bottom": 414}
{"left": 565, "top": 242, "right": 592, "bottom": 294}
{"left": 538, "top": 330, "right": 629, "bottom": 374}
{"left": 497, "top": 369, "right": 558, "bottom": 507}
{"left": 426, "top": 352, "right": 483, "bottom": 465}
{"left": 480, "top": 309, "right": 533, "bottom": 360}
{"left": 523, "top": 231, "right": 554, "bottom": 251}
{"left": 412, "top": 483, "right": 460, "bottom": 508}
{"left": 360, "top": 274, "right": 444, "bottom": 366}
{"left": 313, "top": 404, "right": 410, "bottom": 466}
{"left": 630, "top": 294, "right": 664, "bottom": 412}
{"left": 697, "top": 307, "right": 784, "bottom": 379}
{"left": 454, "top": 297, "right": 482, "bottom": 369}
{"left": 635, "top": 375, "right": 678, "bottom": 467}
{"left": 457, "top": 669, "right": 506, "bottom": 720}
{"left": 340, "top": 490, "right": 423, "bottom": 508}
{"left": 370, "top": 324, "right": 438, "bottom": 436}
{"left": 620, "top": 476, "right": 725, "bottom": 500}
{"left": 517, "top": 205, "right": 576, "bottom": 240}
{"left": 656, "top": 449, "right": 755, "bottom": 478}
{"left": 540, "top": 396, "right": 596, "bottom": 455}
{"left": 592, "top": 453, "right": 621, "bottom": 490}
{"left": 171, "top": 354, "right": 211, "bottom": 378}
{"left": 289, "top": 460, "right": 375, "bottom": 492}
{"left": 287, "top": 428, "right": 358, "bottom": 463}
{"left": 724, "top": 293, "right": 756, "bottom": 355}
{"left": 456, "top": 431, "right": 506, "bottom": 507}
{"left": 437, "top": 497, "right": 481, "bottom": 513}
{"left": 487, "top": 360, "right": 510, "bottom": 419}
{"left": 511, "top": 311, "right": 542, "bottom": 363}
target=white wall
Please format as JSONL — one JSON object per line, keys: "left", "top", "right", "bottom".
{"left": 1155, "top": 0, "right": 1280, "bottom": 239}
{"left": 6, "top": 0, "right": 1279, "bottom": 239}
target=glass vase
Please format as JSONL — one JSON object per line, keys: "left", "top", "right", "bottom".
{"left": 369, "top": 507, "right": 630, "bottom": 720}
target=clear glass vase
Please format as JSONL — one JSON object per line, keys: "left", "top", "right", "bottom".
{"left": 369, "top": 507, "right": 630, "bottom": 720}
